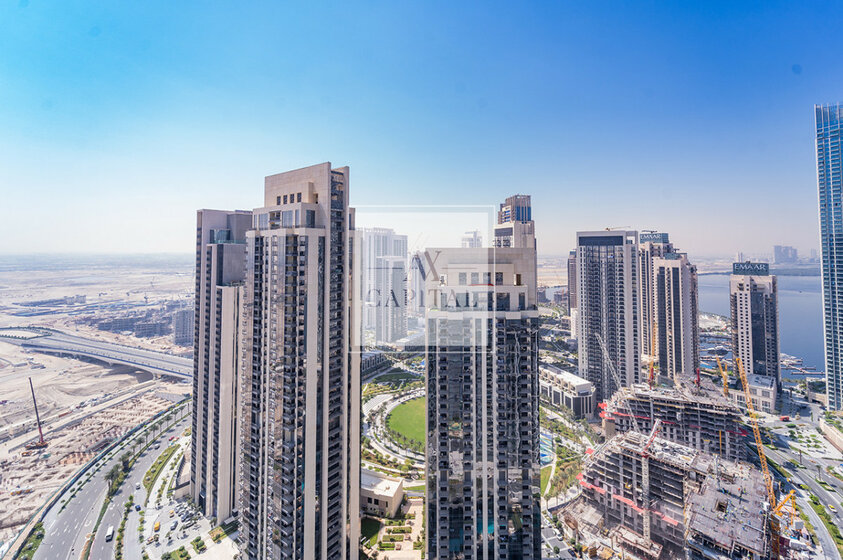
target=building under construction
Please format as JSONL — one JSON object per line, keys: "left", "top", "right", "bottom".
{"left": 600, "top": 379, "right": 746, "bottom": 462}
{"left": 565, "top": 431, "right": 771, "bottom": 560}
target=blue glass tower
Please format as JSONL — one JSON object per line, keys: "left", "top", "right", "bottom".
{"left": 816, "top": 104, "right": 843, "bottom": 410}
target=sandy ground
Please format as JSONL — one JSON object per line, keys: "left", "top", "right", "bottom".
{"left": 0, "top": 386, "right": 185, "bottom": 544}
{"left": 0, "top": 257, "right": 195, "bottom": 547}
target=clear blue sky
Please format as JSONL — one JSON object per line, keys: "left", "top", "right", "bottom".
{"left": 1, "top": 1, "right": 841, "bottom": 257}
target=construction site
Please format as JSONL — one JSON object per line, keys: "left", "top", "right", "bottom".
{"left": 564, "top": 427, "right": 789, "bottom": 559}
{"left": 0, "top": 372, "right": 186, "bottom": 547}
{"left": 600, "top": 378, "right": 747, "bottom": 462}
{"left": 564, "top": 356, "right": 812, "bottom": 560}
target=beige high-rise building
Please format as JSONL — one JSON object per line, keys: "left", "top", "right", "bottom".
{"left": 639, "top": 232, "right": 674, "bottom": 362}
{"left": 191, "top": 209, "right": 252, "bottom": 522}
{"left": 236, "top": 163, "right": 360, "bottom": 560}
{"left": 653, "top": 252, "right": 699, "bottom": 384}
{"left": 730, "top": 262, "right": 780, "bottom": 388}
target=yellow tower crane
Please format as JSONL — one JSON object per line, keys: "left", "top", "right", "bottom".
{"left": 736, "top": 357, "right": 781, "bottom": 559}
{"left": 715, "top": 357, "right": 729, "bottom": 397}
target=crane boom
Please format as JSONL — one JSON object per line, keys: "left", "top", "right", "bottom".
{"left": 595, "top": 333, "right": 639, "bottom": 433}
{"left": 735, "top": 358, "right": 776, "bottom": 509}
{"left": 716, "top": 357, "right": 729, "bottom": 396}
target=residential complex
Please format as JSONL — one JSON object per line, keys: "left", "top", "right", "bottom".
{"left": 425, "top": 195, "right": 540, "bottom": 560}
{"left": 730, "top": 262, "right": 780, "bottom": 387}
{"left": 237, "top": 163, "right": 360, "bottom": 560}
{"left": 190, "top": 209, "right": 252, "bottom": 522}
{"left": 538, "top": 365, "right": 595, "bottom": 419}
{"left": 173, "top": 307, "right": 195, "bottom": 347}
{"left": 575, "top": 230, "right": 641, "bottom": 401}
{"left": 816, "top": 103, "right": 843, "bottom": 410}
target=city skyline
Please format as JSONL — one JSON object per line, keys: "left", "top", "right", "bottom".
{"left": 2, "top": 3, "right": 843, "bottom": 256}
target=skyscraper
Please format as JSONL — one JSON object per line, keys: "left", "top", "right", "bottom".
{"left": 494, "top": 194, "right": 534, "bottom": 249}
{"left": 425, "top": 196, "right": 540, "bottom": 560}
{"left": 653, "top": 252, "right": 699, "bottom": 384}
{"left": 191, "top": 209, "right": 252, "bottom": 522}
{"left": 576, "top": 230, "right": 641, "bottom": 402}
{"left": 566, "top": 250, "right": 577, "bottom": 312}
{"left": 816, "top": 103, "right": 843, "bottom": 410}
{"left": 238, "top": 163, "right": 360, "bottom": 560}
{"left": 730, "top": 262, "right": 780, "bottom": 387}
{"left": 639, "top": 232, "right": 674, "bottom": 363}
{"left": 773, "top": 245, "right": 798, "bottom": 264}
{"left": 360, "top": 227, "right": 408, "bottom": 344}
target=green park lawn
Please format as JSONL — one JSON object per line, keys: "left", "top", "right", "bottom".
{"left": 387, "top": 397, "right": 426, "bottom": 444}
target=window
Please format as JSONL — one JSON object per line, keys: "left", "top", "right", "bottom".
{"left": 276, "top": 196, "right": 281, "bottom": 205}
{"left": 495, "top": 272, "right": 503, "bottom": 286}
{"left": 458, "top": 272, "right": 467, "bottom": 286}
{"left": 297, "top": 192, "right": 302, "bottom": 202}
{"left": 283, "top": 194, "right": 288, "bottom": 204}
{"left": 471, "top": 272, "right": 479, "bottom": 285}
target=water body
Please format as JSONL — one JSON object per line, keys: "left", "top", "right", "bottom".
{"left": 697, "top": 274, "right": 825, "bottom": 373}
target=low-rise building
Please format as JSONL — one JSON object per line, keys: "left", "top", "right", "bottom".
{"left": 732, "top": 373, "right": 777, "bottom": 413}
{"left": 539, "top": 365, "right": 595, "bottom": 418}
{"left": 361, "top": 350, "right": 388, "bottom": 375}
{"left": 360, "top": 468, "right": 404, "bottom": 518}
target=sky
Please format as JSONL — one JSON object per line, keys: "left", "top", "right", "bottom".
{"left": 1, "top": 1, "right": 842, "bottom": 258}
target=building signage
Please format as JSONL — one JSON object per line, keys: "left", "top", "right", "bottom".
{"left": 732, "top": 262, "right": 769, "bottom": 275}
{"left": 640, "top": 232, "right": 669, "bottom": 243}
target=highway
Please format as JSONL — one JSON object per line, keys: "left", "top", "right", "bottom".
{"left": 0, "top": 328, "right": 192, "bottom": 379}
{"left": 34, "top": 413, "right": 189, "bottom": 560}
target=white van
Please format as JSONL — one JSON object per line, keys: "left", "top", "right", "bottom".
{"left": 105, "top": 526, "right": 114, "bottom": 542}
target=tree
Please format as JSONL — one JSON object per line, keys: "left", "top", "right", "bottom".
{"left": 121, "top": 452, "right": 132, "bottom": 472}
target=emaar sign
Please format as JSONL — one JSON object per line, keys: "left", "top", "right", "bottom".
{"left": 732, "top": 262, "right": 769, "bottom": 275}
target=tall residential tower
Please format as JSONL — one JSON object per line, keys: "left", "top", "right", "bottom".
{"left": 238, "top": 163, "right": 360, "bottom": 560}
{"left": 576, "top": 230, "right": 641, "bottom": 402}
{"left": 730, "top": 262, "right": 780, "bottom": 387}
{"left": 653, "top": 252, "right": 699, "bottom": 384}
{"left": 425, "top": 195, "right": 540, "bottom": 560}
{"left": 191, "top": 209, "right": 252, "bottom": 522}
{"left": 816, "top": 103, "right": 843, "bottom": 409}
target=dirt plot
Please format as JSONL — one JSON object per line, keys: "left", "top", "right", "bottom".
{"left": 0, "top": 388, "right": 184, "bottom": 544}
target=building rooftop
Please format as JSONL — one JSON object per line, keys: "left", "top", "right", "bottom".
{"left": 747, "top": 373, "right": 775, "bottom": 389}
{"left": 360, "top": 468, "right": 402, "bottom": 497}
{"left": 539, "top": 364, "right": 593, "bottom": 392}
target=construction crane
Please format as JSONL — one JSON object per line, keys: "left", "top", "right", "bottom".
{"left": 716, "top": 357, "right": 729, "bottom": 397}
{"left": 736, "top": 357, "right": 780, "bottom": 559}
{"left": 595, "top": 333, "right": 640, "bottom": 433}
{"left": 24, "top": 377, "right": 48, "bottom": 450}
{"left": 648, "top": 320, "right": 657, "bottom": 388}
{"left": 641, "top": 419, "right": 662, "bottom": 455}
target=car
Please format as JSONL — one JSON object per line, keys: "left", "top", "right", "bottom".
{"left": 828, "top": 504, "right": 837, "bottom": 513}
{"left": 136, "top": 482, "right": 141, "bottom": 490}
{"left": 170, "top": 520, "right": 178, "bottom": 530}
{"left": 135, "top": 504, "right": 141, "bottom": 511}
{"left": 169, "top": 510, "right": 175, "bottom": 517}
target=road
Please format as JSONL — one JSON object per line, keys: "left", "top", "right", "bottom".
{"left": 0, "top": 328, "right": 192, "bottom": 379}
{"left": 34, "top": 413, "right": 188, "bottom": 560}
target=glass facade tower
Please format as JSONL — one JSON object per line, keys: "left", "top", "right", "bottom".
{"left": 816, "top": 104, "right": 843, "bottom": 410}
